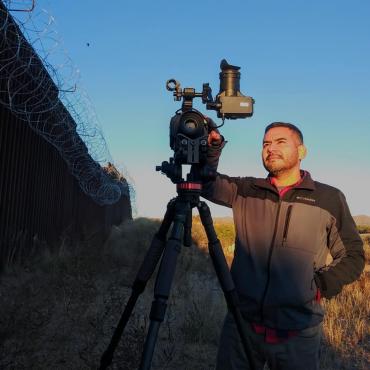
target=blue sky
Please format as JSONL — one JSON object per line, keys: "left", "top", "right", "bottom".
{"left": 15, "top": 0, "right": 370, "bottom": 217}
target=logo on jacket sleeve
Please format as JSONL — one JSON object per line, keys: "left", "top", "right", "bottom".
{"left": 296, "top": 196, "right": 316, "bottom": 203}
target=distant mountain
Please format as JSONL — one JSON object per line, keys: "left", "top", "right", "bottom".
{"left": 354, "top": 215, "right": 370, "bottom": 226}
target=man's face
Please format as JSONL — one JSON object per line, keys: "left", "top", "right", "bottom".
{"left": 262, "top": 126, "right": 305, "bottom": 176}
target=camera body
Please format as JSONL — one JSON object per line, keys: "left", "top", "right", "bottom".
{"left": 169, "top": 110, "right": 208, "bottom": 165}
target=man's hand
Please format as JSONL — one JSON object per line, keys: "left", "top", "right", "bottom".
{"left": 205, "top": 117, "right": 223, "bottom": 146}
{"left": 208, "top": 129, "right": 222, "bottom": 146}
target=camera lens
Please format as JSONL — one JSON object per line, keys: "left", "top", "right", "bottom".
{"left": 179, "top": 111, "right": 205, "bottom": 138}
{"left": 184, "top": 118, "right": 197, "bottom": 130}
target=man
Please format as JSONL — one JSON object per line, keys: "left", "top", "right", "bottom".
{"left": 203, "top": 122, "right": 364, "bottom": 370}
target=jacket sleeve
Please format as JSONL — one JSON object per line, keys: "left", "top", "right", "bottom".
{"left": 314, "top": 191, "right": 365, "bottom": 299}
{"left": 201, "top": 139, "right": 244, "bottom": 208}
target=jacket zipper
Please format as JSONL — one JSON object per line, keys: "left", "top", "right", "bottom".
{"left": 260, "top": 199, "right": 282, "bottom": 321}
{"left": 282, "top": 205, "right": 293, "bottom": 246}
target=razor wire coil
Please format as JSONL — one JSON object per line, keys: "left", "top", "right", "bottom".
{"left": 0, "top": 0, "right": 133, "bottom": 206}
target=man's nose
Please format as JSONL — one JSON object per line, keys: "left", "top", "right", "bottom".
{"left": 267, "top": 144, "right": 277, "bottom": 153}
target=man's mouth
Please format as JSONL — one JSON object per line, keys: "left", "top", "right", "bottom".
{"left": 267, "top": 155, "right": 282, "bottom": 160}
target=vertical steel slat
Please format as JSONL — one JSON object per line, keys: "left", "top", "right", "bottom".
{"left": 30, "top": 116, "right": 45, "bottom": 241}
{"left": 10, "top": 114, "right": 24, "bottom": 240}
{"left": 20, "top": 113, "right": 32, "bottom": 240}
{"left": 0, "top": 107, "right": 10, "bottom": 242}
{"left": 3, "top": 108, "right": 18, "bottom": 242}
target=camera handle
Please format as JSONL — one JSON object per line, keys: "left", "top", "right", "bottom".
{"left": 99, "top": 187, "right": 257, "bottom": 370}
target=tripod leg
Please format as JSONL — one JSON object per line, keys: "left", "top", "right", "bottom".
{"left": 183, "top": 207, "right": 193, "bottom": 247}
{"left": 99, "top": 199, "right": 176, "bottom": 370}
{"left": 139, "top": 200, "right": 190, "bottom": 370}
{"left": 197, "top": 201, "right": 257, "bottom": 370}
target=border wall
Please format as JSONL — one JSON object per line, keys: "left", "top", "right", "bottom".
{"left": 0, "top": 2, "right": 132, "bottom": 267}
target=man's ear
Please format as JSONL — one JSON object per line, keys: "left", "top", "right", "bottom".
{"left": 298, "top": 144, "right": 307, "bottom": 160}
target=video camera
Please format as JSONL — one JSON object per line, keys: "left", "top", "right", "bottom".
{"left": 100, "top": 60, "right": 257, "bottom": 370}
{"left": 157, "top": 59, "right": 254, "bottom": 183}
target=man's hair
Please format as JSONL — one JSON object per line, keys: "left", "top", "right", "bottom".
{"left": 264, "top": 122, "right": 304, "bottom": 144}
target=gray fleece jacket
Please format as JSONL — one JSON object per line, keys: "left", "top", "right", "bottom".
{"left": 202, "top": 142, "right": 365, "bottom": 330}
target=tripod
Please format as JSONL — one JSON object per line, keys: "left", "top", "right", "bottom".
{"left": 99, "top": 181, "right": 256, "bottom": 370}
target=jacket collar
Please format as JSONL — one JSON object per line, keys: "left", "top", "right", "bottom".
{"left": 294, "top": 171, "right": 316, "bottom": 191}
{"left": 253, "top": 170, "right": 316, "bottom": 192}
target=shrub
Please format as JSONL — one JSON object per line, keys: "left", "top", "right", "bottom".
{"left": 357, "top": 225, "right": 370, "bottom": 234}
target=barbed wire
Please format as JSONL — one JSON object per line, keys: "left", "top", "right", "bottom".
{"left": 0, "top": 0, "right": 134, "bottom": 206}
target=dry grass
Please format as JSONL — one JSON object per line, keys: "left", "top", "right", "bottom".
{"left": 0, "top": 218, "right": 221, "bottom": 369}
{"left": 192, "top": 216, "right": 235, "bottom": 267}
{"left": 0, "top": 218, "right": 368, "bottom": 369}
{"left": 320, "top": 273, "right": 369, "bottom": 369}
{"left": 318, "top": 235, "right": 370, "bottom": 369}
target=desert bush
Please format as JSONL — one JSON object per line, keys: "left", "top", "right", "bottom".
{"left": 104, "top": 217, "right": 161, "bottom": 258}
{"left": 357, "top": 225, "right": 370, "bottom": 234}
{"left": 192, "top": 216, "right": 235, "bottom": 266}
